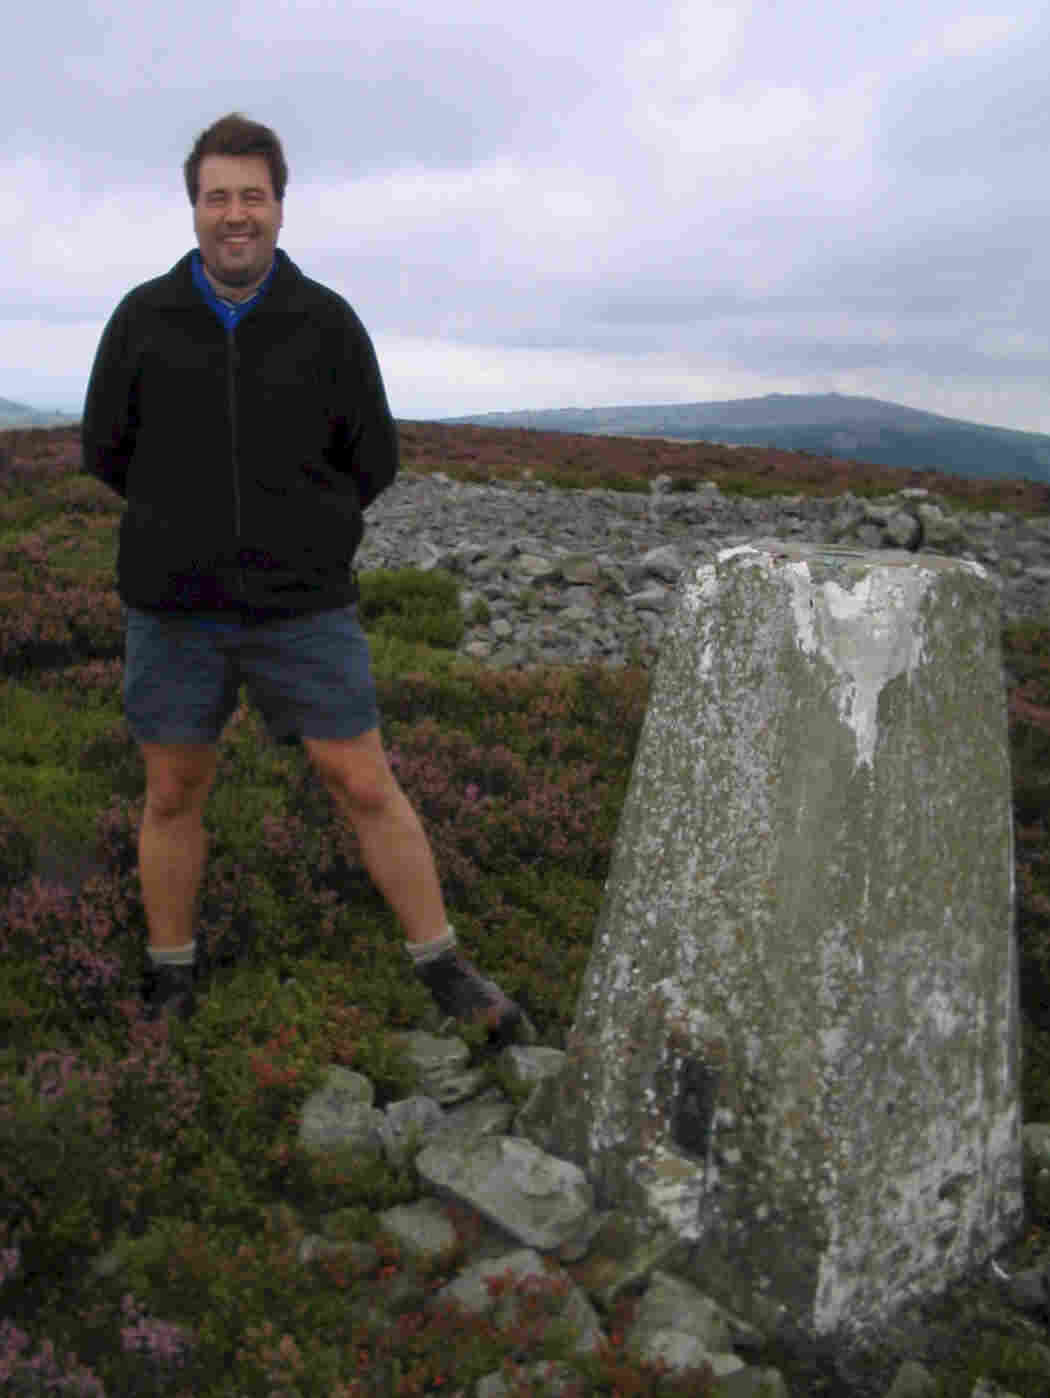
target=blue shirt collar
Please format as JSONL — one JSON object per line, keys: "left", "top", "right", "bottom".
{"left": 191, "top": 250, "right": 278, "bottom": 329}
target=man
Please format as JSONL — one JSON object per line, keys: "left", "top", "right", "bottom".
{"left": 82, "top": 112, "right": 524, "bottom": 1042}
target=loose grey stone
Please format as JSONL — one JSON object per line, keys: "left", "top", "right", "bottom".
{"left": 501, "top": 1045, "right": 567, "bottom": 1092}
{"left": 884, "top": 1358, "right": 938, "bottom": 1397}
{"left": 627, "top": 1270, "right": 734, "bottom": 1354}
{"left": 1005, "top": 1266, "right": 1048, "bottom": 1313}
{"left": 1024, "top": 1123, "right": 1050, "bottom": 1170}
{"left": 298, "top": 1067, "right": 383, "bottom": 1153}
{"left": 713, "top": 1369, "right": 792, "bottom": 1397}
{"left": 429, "top": 1068, "right": 491, "bottom": 1106}
{"left": 378, "top": 1199, "right": 458, "bottom": 1259}
{"left": 477, "top": 1361, "right": 578, "bottom": 1397}
{"left": 640, "top": 544, "right": 686, "bottom": 581}
{"left": 970, "top": 1381, "right": 1023, "bottom": 1398}
{"left": 884, "top": 511, "right": 922, "bottom": 550}
{"left": 379, "top": 1095, "right": 446, "bottom": 1165}
{"left": 355, "top": 471, "right": 1050, "bottom": 661}
{"left": 638, "top": 1329, "right": 713, "bottom": 1374}
{"left": 560, "top": 555, "right": 601, "bottom": 584}
{"left": 391, "top": 1031, "right": 473, "bottom": 1101}
{"left": 432, "top": 1248, "right": 603, "bottom": 1355}
{"left": 441, "top": 1089, "right": 516, "bottom": 1143}
{"left": 417, "top": 1135, "right": 594, "bottom": 1251}
{"left": 515, "top": 553, "right": 559, "bottom": 579}
{"left": 626, "top": 584, "right": 671, "bottom": 612}
{"left": 296, "top": 1235, "right": 379, "bottom": 1271}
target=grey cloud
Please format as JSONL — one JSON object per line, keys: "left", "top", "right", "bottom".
{"left": 880, "top": 22, "right": 1050, "bottom": 174}
{"left": 5, "top": 4, "right": 595, "bottom": 187}
{"left": 6, "top": 0, "right": 1050, "bottom": 432}
{"left": 717, "top": 325, "right": 1050, "bottom": 386}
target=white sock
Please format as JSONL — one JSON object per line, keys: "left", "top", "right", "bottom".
{"left": 406, "top": 927, "right": 456, "bottom": 966}
{"left": 147, "top": 939, "right": 196, "bottom": 968}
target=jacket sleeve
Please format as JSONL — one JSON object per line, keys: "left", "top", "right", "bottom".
{"left": 81, "top": 299, "right": 138, "bottom": 500}
{"left": 332, "top": 309, "right": 399, "bottom": 512}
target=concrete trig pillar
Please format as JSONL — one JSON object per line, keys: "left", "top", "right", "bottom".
{"left": 547, "top": 542, "right": 1022, "bottom": 1340}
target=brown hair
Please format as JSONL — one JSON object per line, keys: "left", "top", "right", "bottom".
{"left": 183, "top": 113, "right": 288, "bottom": 204}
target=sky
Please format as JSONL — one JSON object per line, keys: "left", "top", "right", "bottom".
{"left": 4, "top": 0, "right": 1050, "bottom": 432}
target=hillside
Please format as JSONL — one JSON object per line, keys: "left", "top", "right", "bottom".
{"left": 0, "top": 395, "right": 78, "bottom": 429}
{"left": 8, "top": 419, "right": 1050, "bottom": 516}
{"left": 446, "top": 393, "right": 1050, "bottom": 488}
{"left": 5, "top": 419, "right": 1050, "bottom": 1398}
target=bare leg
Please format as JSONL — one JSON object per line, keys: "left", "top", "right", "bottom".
{"left": 303, "top": 730, "right": 447, "bottom": 944}
{"left": 137, "top": 744, "right": 218, "bottom": 950}
{"left": 305, "top": 729, "right": 525, "bottom": 1041}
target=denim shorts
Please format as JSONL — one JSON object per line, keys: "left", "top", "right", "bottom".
{"left": 123, "top": 605, "right": 380, "bottom": 745}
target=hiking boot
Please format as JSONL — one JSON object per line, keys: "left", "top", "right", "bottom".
{"left": 414, "top": 947, "right": 529, "bottom": 1046}
{"left": 141, "top": 961, "right": 198, "bottom": 1023}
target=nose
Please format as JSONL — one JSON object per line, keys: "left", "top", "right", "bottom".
{"left": 222, "top": 196, "right": 251, "bottom": 224}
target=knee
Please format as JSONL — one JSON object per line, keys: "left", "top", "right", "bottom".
{"left": 140, "top": 745, "right": 217, "bottom": 821}
{"left": 322, "top": 765, "right": 395, "bottom": 819}
{"left": 306, "top": 734, "right": 403, "bottom": 821}
{"left": 310, "top": 748, "right": 398, "bottom": 820}
{"left": 144, "top": 768, "right": 214, "bottom": 821}
{"left": 144, "top": 783, "right": 209, "bottom": 822}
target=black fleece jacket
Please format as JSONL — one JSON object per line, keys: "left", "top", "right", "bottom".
{"left": 82, "top": 249, "right": 399, "bottom": 619}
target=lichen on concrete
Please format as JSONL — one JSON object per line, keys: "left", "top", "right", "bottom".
{"left": 546, "top": 540, "right": 1022, "bottom": 1342}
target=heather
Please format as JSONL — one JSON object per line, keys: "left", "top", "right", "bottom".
{"left": 2, "top": 424, "right": 1050, "bottom": 1396}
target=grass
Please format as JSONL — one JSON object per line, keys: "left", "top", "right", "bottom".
{"left": 2, "top": 431, "right": 1050, "bottom": 1396}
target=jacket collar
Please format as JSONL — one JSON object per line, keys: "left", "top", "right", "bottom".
{"left": 143, "top": 248, "right": 313, "bottom": 312}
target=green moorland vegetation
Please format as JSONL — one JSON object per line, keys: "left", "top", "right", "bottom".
{"left": 3, "top": 423, "right": 1050, "bottom": 1396}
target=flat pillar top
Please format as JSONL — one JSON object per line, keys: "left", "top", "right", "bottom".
{"left": 718, "top": 539, "right": 988, "bottom": 580}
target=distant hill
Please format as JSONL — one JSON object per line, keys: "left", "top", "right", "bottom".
{"left": 446, "top": 394, "right": 1050, "bottom": 487}
{"left": 0, "top": 396, "right": 78, "bottom": 429}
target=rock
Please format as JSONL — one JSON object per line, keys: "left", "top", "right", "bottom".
{"left": 918, "top": 502, "right": 966, "bottom": 554}
{"left": 640, "top": 544, "right": 685, "bottom": 581}
{"left": 1004, "top": 1266, "right": 1049, "bottom": 1313}
{"left": 432, "top": 1247, "right": 604, "bottom": 1354}
{"left": 298, "top": 1066, "right": 384, "bottom": 1153}
{"left": 379, "top": 1095, "right": 446, "bottom": 1165}
{"left": 515, "top": 553, "right": 558, "bottom": 580}
{"left": 297, "top": 1235, "right": 379, "bottom": 1271}
{"left": 884, "top": 1359, "right": 938, "bottom": 1397}
{"left": 441, "top": 1089, "right": 516, "bottom": 1143}
{"left": 560, "top": 555, "right": 601, "bottom": 584}
{"left": 626, "top": 1270, "right": 734, "bottom": 1354}
{"left": 501, "top": 1045, "right": 567, "bottom": 1092}
{"left": 970, "top": 1380, "right": 1022, "bottom": 1398}
{"left": 416, "top": 1135, "right": 594, "bottom": 1251}
{"left": 477, "top": 1361, "right": 578, "bottom": 1396}
{"left": 353, "top": 472, "right": 1050, "bottom": 670}
{"left": 626, "top": 584, "right": 671, "bottom": 612}
{"left": 713, "top": 1369, "right": 792, "bottom": 1397}
{"left": 390, "top": 1031, "right": 487, "bottom": 1104}
{"left": 378, "top": 1199, "right": 458, "bottom": 1259}
{"left": 637, "top": 1328, "right": 735, "bottom": 1376}
{"left": 884, "top": 510, "right": 922, "bottom": 550}
{"left": 1022, "top": 1123, "right": 1050, "bottom": 1169}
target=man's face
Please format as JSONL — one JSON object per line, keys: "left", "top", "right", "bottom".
{"left": 193, "top": 154, "right": 283, "bottom": 296}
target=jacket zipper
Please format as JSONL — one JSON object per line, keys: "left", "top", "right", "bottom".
{"left": 225, "top": 329, "right": 245, "bottom": 600}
